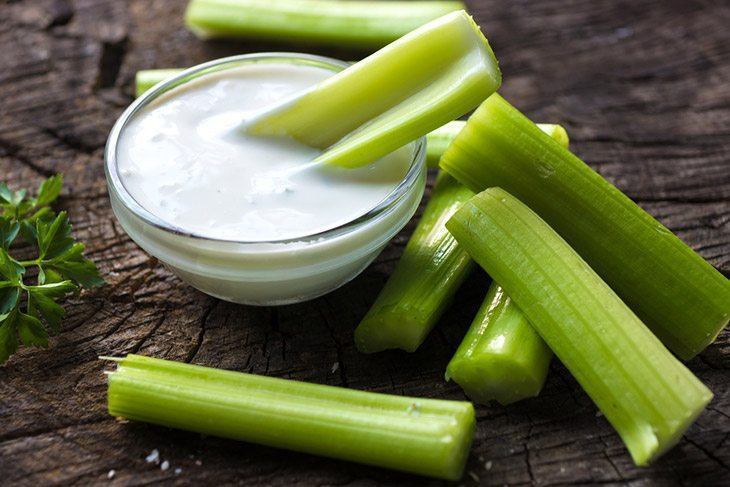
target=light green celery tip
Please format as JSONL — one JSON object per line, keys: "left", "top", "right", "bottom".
{"left": 354, "top": 171, "right": 475, "bottom": 353}
{"left": 355, "top": 123, "right": 569, "bottom": 354}
{"left": 446, "top": 281, "right": 552, "bottom": 406}
{"left": 108, "top": 354, "right": 475, "bottom": 480}
{"left": 440, "top": 93, "right": 730, "bottom": 359}
{"left": 248, "top": 10, "right": 501, "bottom": 168}
{"left": 426, "top": 121, "right": 569, "bottom": 167}
{"left": 185, "top": 0, "right": 466, "bottom": 49}
{"left": 135, "top": 69, "right": 183, "bottom": 97}
{"left": 446, "top": 188, "right": 712, "bottom": 465}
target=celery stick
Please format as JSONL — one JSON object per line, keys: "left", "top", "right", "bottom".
{"left": 355, "top": 172, "right": 475, "bottom": 353}
{"left": 135, "top": 69, "right": 184, "bottom": 98}
{"left": 441, "top": 94, "right": 730, "bottom": 359}
{"left": 445, "top": 282, "right": 551, "bottom": 405}
{"left": 355, "top": 124, "right": 568, "bottom": 354}
{"left": 185, "top": 0, "right": 465, "bottom": 49}
{"left": 446, "top": 188, "right": 713, "bottom": 465}
{"left": 248, "top": 10, "right": 501, "bottom": 168}
{"left": 107, "top": 354, "right": 475, "bottom": 480}
{"left": 426, "top": 121, "right": 567, "bottom": 167}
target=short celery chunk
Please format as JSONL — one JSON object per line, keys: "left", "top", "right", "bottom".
{"left": 446, "top": 282, "right": 551, "bottom": 405}
{"left": 106, "top": 354, "right": 476, "bottom": 480}
{"left": 185, "top": 0, "right": 466, "bottom": 49}
{"left": 248, "top": 10, "right": 501, "bottom": 168}
{"left": 355, "top": 124, "right": 568, "bottom": 354}
{"left": 446, "top": 187, "right": 712, "bottom": 465}
{"left": 440, "top": 94, "right": 730, "bottom": 359}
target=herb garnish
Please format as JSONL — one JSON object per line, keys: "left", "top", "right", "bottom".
{"left": 0, "top": 175, "right": 103, "bottom": 364}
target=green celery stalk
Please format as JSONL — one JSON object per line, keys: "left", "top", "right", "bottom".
{"left": 426, "top": 121, "right": 567, "bottom": 167}
{"left": 445, "top": 282, "right": 551, "bottom": 405}
{"left": 446, "top": 187, "right": 713, "bottom": 465}
{"left": 355, "top": 172, "right": 476, "bottom": 353}
{"left": 355, "top": 124, "right": 568, "bottom": 354}
{"left": 135, "top": 69, "right": 184, "bottom": 98}
{"left": 248, "top": 10, "right": 501, "bottom": 168}
{"left": 106, "top": 354, "right": 475, "bottom": 480}
{"left": 440, "top": 94, "right": 730, "bottom": 359}
{"left": 185, "top": 0, "right": 466, "bottom": 49}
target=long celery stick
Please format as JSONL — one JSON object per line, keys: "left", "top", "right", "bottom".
{"left": 441, "top": 94, "right": 730, "bottom": 359}
{"left": 426, "top": 121, "right": 567, "bottom": 167}
{"left": 445, "top": 282, "right": 551, "bottom": 405}
{"left": 185, "top": 0, "right": 466, "bottom": 49}
{"left": 446, "top": 188, "right": 713, "bottom": 465}
{"left": 248, "top": 10, "right": 501, "bottom": 168}
{"left": 107, "top": 354, "right": 475, "bottom": 480}
{"left": 355, "top": 124, "right": 568, "bottom": 354}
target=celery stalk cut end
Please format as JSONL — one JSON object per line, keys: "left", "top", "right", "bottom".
{"left": 354, "top": 310, "right": 430, "bottom": 353}
{"left": 446, "top": 356, "right": 548, "bottom": 406}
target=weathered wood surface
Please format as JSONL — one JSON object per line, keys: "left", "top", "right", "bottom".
{"left": 1, "top": 0, "right": 728, "bottom": 485}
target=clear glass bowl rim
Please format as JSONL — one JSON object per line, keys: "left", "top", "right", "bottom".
{"left": 104, "top": 52, "right": 426, "bottom": 245}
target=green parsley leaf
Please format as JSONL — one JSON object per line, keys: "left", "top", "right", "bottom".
{"left": 0, "top": 217, "right": 20, "bottom": 249}
{"left": 17, "top": 311, "right": 48, "bottom": 347}
{"left": 0, "top": 316, "right": 19, "bottom": 364}
{"left": 0, "top": 175, "right": 103, "bottom": 364}
{"left": 34, "top": 175, "right": 63, "bottom": 208}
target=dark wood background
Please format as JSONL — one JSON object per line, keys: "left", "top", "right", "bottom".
{"left": 1, "top": 0, "right": 728, "bottom": 485}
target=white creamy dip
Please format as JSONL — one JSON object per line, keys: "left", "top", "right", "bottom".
{"left": 117, "top": 63, "right": 412, "bottom": 241}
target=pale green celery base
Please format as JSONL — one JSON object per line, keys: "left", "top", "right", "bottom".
{"left": 248, "top": 10, "right": 501, "bottom": 168}
{"left": 185, "top": 0, "right": 466, "bottom": 49}
{"left": 440, "top": 93, "right": 730, "bottom": 360}
{"left": 108, "top": 354, "right": 475, "bottom": 480}
{"left": 446, "top": 188, "right": 713, "bottom": 465}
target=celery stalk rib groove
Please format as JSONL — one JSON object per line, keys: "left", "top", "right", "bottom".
{"left": 446, "top": 188, "right": 712, "bottom": 465}
{"left": 440, "top": 94, "right": 730, "bottom": 359}
{"left": 107, "top": 354, "right": 475, "bottom": 480}
{"left": 185, "top": 0, "right": 466, "bottom": 49}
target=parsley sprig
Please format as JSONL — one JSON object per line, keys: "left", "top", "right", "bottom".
{"left": 0, "top": 175, "right": 103, "bottom": 364}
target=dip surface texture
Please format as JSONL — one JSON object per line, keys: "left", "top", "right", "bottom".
{"left": 117, "top": 63, "right": 412, "bottom": 241}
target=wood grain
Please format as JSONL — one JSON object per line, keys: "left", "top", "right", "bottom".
{"left": 0, "top": 0, "right": 728, "bottom": 485}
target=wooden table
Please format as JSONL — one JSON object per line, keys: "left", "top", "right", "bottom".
{"left": 1, "top": 0, "right": 728, "bottom": 485}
